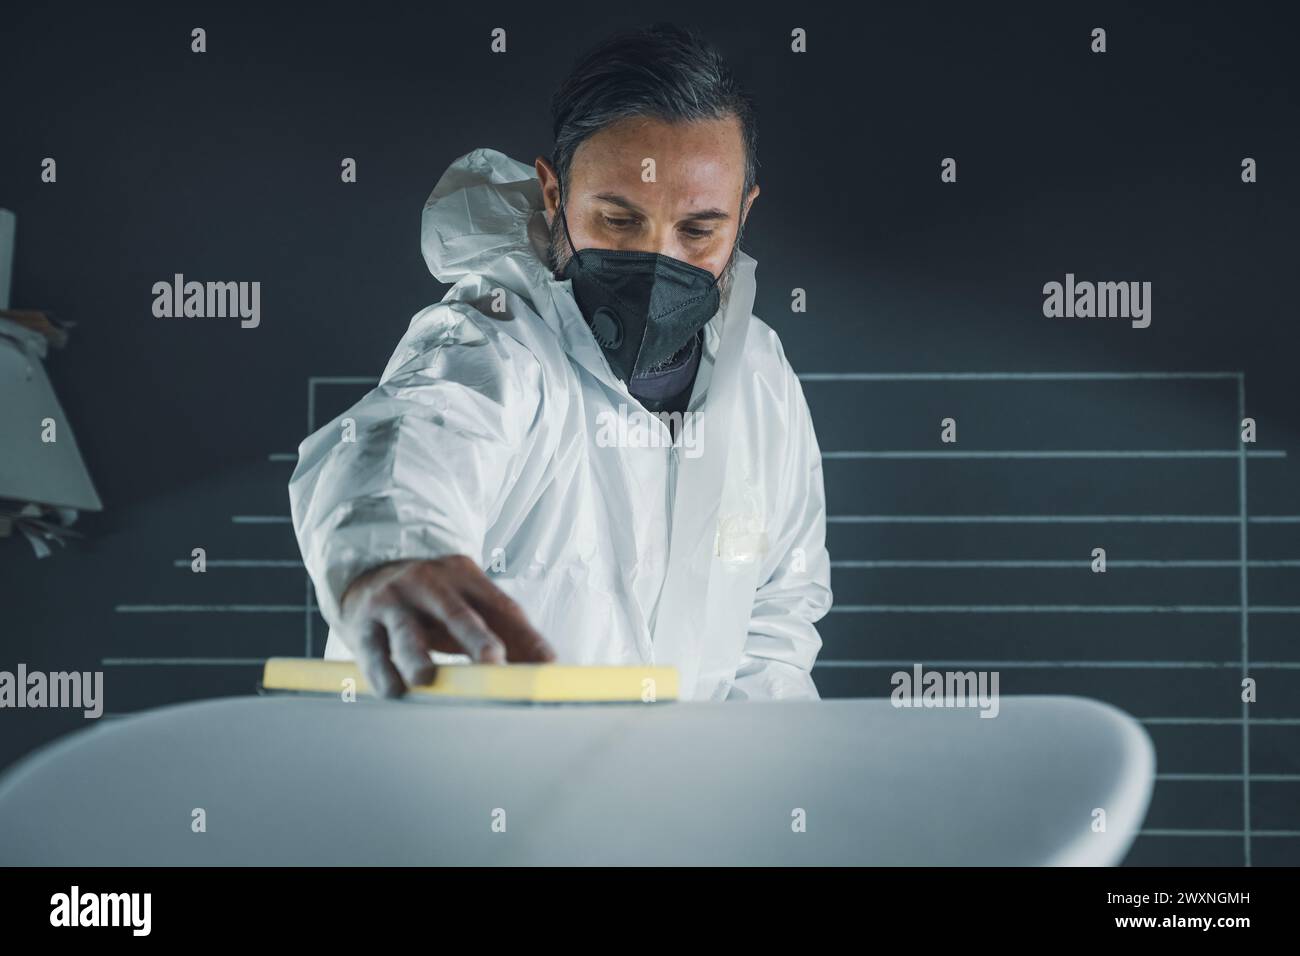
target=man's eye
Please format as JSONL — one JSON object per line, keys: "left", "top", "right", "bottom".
{"left": 681, "top": 227, "right": 712, "bottom": 240}
{"left": 603, "top": 216, "right": 636, "bottom": 229}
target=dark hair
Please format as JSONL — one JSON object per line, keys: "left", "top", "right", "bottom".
{"left": 550, "top": 23, "right": 759, "bottom": 209}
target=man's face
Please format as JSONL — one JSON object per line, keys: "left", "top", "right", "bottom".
{"left": 537, "top": 115, "right": 759, "bottom": 302}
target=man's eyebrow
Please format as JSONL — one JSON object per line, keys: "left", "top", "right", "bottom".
{"left": 593, "top": 193, "right": 646, "bottom": 214}
{"left": 680, "top": 208, "right": 731, "bottom": 223}
{"left": 592, "top": 192, "right": 732, "bottom": 222}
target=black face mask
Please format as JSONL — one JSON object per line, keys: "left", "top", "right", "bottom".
{"left": 558, "top": 201, "right": 722, "bottom": 385}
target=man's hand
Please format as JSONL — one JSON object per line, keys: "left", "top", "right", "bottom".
{"left": 337, "top": 555, "right": 555, "bottom": 698}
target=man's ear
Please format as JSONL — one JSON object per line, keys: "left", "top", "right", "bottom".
{"left": 535, "top": 156, "right": 561, "bottom": 224}
{"left": 740, "top": 183, "right": 760, "bottom": 227}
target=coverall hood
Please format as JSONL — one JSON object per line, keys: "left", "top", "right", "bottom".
{"left": 418, "top": 147, "right": 746, "bottom": 393}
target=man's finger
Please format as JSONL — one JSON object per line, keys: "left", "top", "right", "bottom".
{"left": 403, "top": 580, "right": 508, "bottom": 664}
{"left": 382, "top": 608, "right": 440, "bottom": 688}
{"left": 460, "top": 571, "right": 555, "bottom": 662}
{"left": 356, "top": 619, "right": 404, "bottom": 698}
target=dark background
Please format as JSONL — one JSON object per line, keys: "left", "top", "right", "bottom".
{"left": 1, "top": 0, "right": 1296, "bottom": 865}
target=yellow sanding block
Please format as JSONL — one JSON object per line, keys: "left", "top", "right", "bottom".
{"left": 261, "top": 657, "right": 678, "bottom": 703}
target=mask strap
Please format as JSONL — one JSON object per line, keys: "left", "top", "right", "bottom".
{"left": 557, "top": 178, "right": 582, "bottom": 270}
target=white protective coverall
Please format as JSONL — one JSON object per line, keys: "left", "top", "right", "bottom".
{"left": 288, "top": 148, "right": 832, "bottom": 701}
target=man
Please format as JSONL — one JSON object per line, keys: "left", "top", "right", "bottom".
{"left": 288, "top": 23, "right": 832, "bottom": 701}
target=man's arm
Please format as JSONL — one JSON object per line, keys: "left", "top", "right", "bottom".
{"left": 288, "top": 302, "right": 553, "bottom": 693}
{"left": 728, "top": 359, "right": 832, "bottom": 701}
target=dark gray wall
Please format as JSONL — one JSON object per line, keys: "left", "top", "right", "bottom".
{"left": 1, "top": 0, "right": 1297, "bottom": 866}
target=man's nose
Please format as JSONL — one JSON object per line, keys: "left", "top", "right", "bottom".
{"left": 631, "top": 226, "right": 687, "bottom": 261}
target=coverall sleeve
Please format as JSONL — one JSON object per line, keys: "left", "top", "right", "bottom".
{"left": 288, "top": 302, "right": 543, "bottom": 632}
{"left": 728, "top": 362, "right": 833, "bottom": 701}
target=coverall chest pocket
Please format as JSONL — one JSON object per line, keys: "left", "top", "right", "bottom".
{"left": 714, "top": 513, "right": 768, "bottom": 566}
{"left": 713, "top": 469, "right": 768, "bottom": 567}
{"left": 699, "top": 484, "right": 769, "bottom": 686}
